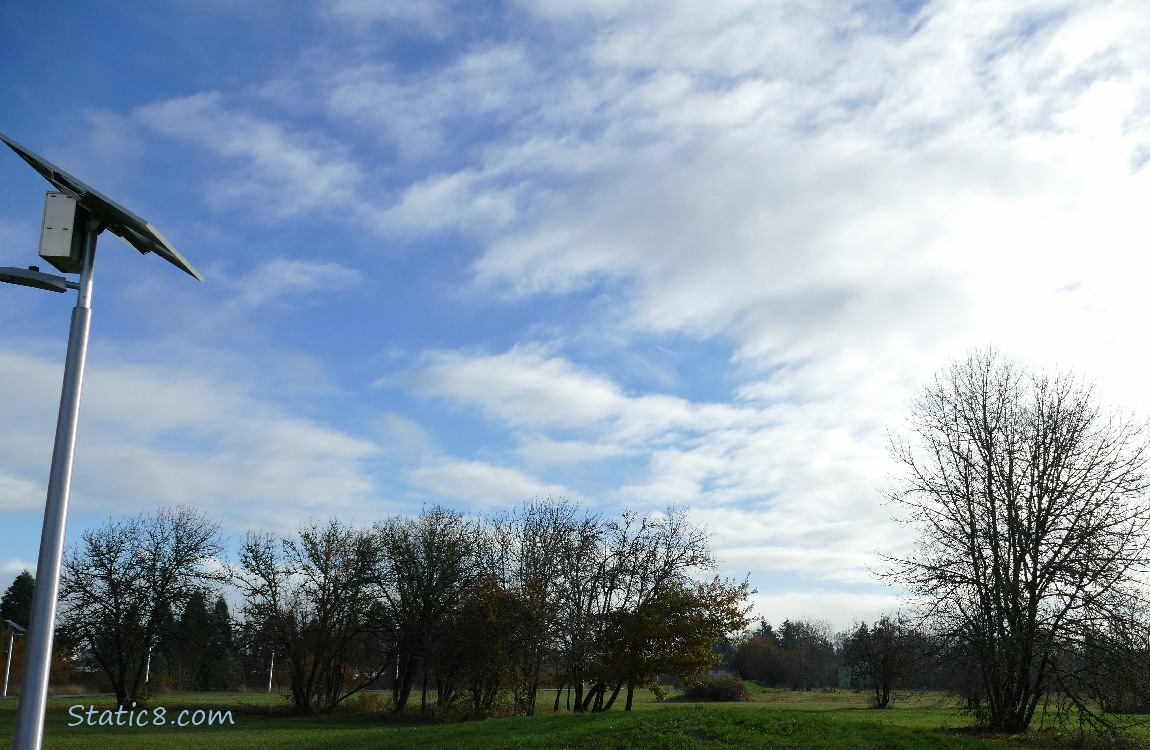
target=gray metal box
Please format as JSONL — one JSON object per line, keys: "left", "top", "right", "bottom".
{"left": 38, "top": 192, "right": 86, "bottom": 273}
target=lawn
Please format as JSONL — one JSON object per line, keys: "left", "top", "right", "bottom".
{"left": 2, "top": 687, "right": 1145, "bottom": 750}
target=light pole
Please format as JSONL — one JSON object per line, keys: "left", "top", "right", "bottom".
{"left": 3, "top": 620, "right": 26, "bottom": 698}
{"left": 1, "top": 131, "right": 201, "bottom": 750}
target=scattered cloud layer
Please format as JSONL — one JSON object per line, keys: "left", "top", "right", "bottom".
{"left": 5, "top": 0, "right": 1150, "bottom": 629}
{"left": 0, "top": 348, "right": 382, "bottom": 533}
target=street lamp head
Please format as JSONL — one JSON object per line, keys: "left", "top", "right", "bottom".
{"left": 3, "top": 620, "right": 26, "bottom": 633}
{"left": 0, "top": 266, "right": 71, "bottom": 293}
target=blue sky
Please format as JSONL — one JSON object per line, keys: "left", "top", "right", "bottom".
{"left": 3, "top": 0, "right": 1150, "bottom": 630}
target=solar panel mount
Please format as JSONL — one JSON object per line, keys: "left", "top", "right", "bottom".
{"left": 0, "top": 130, "right": 202, "bottom": 281}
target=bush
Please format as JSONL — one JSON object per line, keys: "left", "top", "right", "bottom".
{"left": 354, "top": 691, "right": 389, "bottom": 713}
{"left": 682, "top": 675, "right": 751, "bottom": 702}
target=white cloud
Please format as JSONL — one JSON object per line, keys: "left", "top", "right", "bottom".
{"left": 324, "top": 0, "right": 452, "bottom": 36}
{"left": 370, "top": 413, "right": 438, "bottom": 458}
{"left": 0, "top": 347, "right": 382, "bottom": 533}
{"left": 426, "top": 0, "right": 1150, "bottom": 386}
{"left": 751, "top": 589, "right": 905, "bottom": 634}
{"left": 515, "top": 435, "right": 633, "bottom": 467}
{"left": 405, "top": 459, "right": 568, "bottom": 508}
{"left": 406, "top": 345, "right": 760, "bottom": 440}
{"left": 0, "top": 559, "right": 35, "bottom": 586}
{"left": 0, "top": 352, "right": 68, "bottom": 506}
{"left": 244, "top": 0, "right": 1150, "bottom": 628}
{"left": 398, "top": 343, "right": 909, "bottom": 596}
{"left": 408, "top": 345, "right": 638, "bottom": 430}
{"left": 392, "top": 6, "right": 1150, "bottom": 619}
{"left": 10, "top": 0, "right": 1150, "bottom": 629}
{"left": 228, "top": 258, "right": 363, "bottom": 307}
{"left": 136, "top": 92, "right": 368, "bottom": 221}
{"left": 326, "top": 45, "right": 540, "bottom": 160}
{"left": 381, "top": 170, "right": 518, "bottom": 234}
{"left": 0, "top": 472, "right": 43, "bottom": 513}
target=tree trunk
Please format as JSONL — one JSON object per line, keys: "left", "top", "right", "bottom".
{"left": 602, "top": 680, "right": 624, "bottom": 711}
{"left": 394, "top": 660, "right": 416, "bottom": 712}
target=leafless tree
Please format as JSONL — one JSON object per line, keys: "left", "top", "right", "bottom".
{"left": 236, "top": 520, "right": 386, "bottom": 713}
{"left": 484, "top": 497, "right": 586, "bottom": 715}
{"left": 59, "top": 507, "right": 224, "bottom": 708}
{"left": 886, "top": 349, "right": 1150, "bottom": 734}
{"left": 374, "top": 506, "right": 479, "bottom": 713}
{"left": 539, "top": 502, "right": 604, "bottom": 712}
{"left": 228, "top": 502, "right": 744, "bottom": 718}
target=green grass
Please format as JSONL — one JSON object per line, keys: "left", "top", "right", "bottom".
{"left": 2, "top": 688, "right": 1145, "bottom": 749}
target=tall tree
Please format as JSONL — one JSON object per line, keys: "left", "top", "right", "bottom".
{"left": 164, "top": 591, "right": 210, "bottom": 690}
{"left": 59, "top": 507, "right": 224, "bottom": 707}
{"left": 444, "top": 573, "right": 528, "bottom": 716}
{"left": 375, "top": 506, "right": 479, "bottom": 713}
{"left": 237, "top": 520, "right": 385, "bottom": 713}
{"left": 485, "top": 498, "right": 586, "bottom": 716}
{"left": 777, "top": 618, "right": 836, "bottom": 690}
{"left": 1, "top": 570, "right": 34, "bottom": 628}
{"left": 544, "top": 504, "right": 604, "bottom": 713}
{"left": 887, "top": 349, "right": 1150, "bottom": 734}
{"left": 206, "top": 595, "right": 242, "bottom": 690}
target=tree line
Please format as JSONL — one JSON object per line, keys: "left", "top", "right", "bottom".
{"left": 7, "top": 500, "right": 752, "bottom": 715}
{"left": 730, "top": 615, "right": 952, "bottom": 709}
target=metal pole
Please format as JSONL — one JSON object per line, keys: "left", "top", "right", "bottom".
{"left": 12, "top": 222, "right": 97, "bottom": 750}
{"left": 3, "top": 631, "right": 14, "bottom": 698}
{"left": 267, "top": 652, "right": 274, "bottom": 693}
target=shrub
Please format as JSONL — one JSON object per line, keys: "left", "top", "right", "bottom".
{"left": 682, "top": 675, "right": 751, "bottom": 702}
{"left": 354, "top": 691, "right": 389, "bottom": 713}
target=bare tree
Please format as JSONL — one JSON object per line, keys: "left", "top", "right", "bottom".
{"left": 236, "top": 520, "right": 386, "bottom": 713}
{"left": 484, "top": 498, "right": 584, "bottom": 716}
{"left": 375, "top": 506, "right": 479, "bottom": 713}
{"left": 538, "top": 502, "right": 604, "bottom": 713}
{"left": 886, "top": 349, "right": 1150, "bottom": 733}
{"left": 59, "top": 507, "right": 224, "bottom": 707}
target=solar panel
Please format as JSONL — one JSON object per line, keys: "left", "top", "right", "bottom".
{"left": 0, "top": 130, "right": 203, "bottom": 281}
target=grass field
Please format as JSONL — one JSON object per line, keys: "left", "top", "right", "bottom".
{"left": 3, "top": 686, "right": 1146, "bottom": 749}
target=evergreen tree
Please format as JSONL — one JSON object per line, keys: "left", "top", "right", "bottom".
{"left": 206, "top": 596, "right": 241, "bottom": 690}
{"left": 1, "top": 570, "right": 34, "bottom": 628}
{"left": 209, "top": 596, "right": 233, "bottom": 653}
{"left": 169, "top": 592, "right": 211, "bottom": 690}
